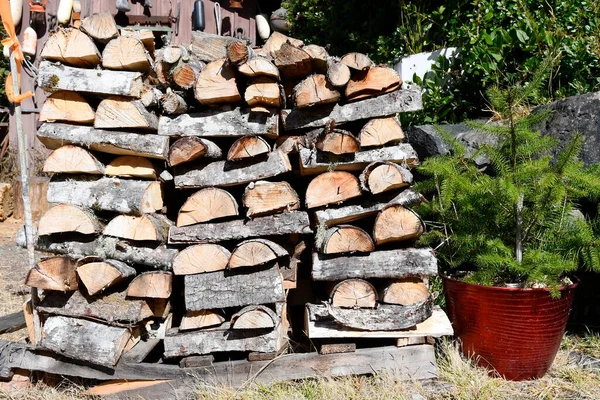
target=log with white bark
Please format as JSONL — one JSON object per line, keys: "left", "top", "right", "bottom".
{"left": 245, "top": 78, "right": 281, "bottom": 108}
{"left": 168, "top": 137, "right": 222, "bottom": 167}
{"left": 303, "top": 44, "right": 329, "bottom": 73}
{"left": 158, "top": 106, "right": 279, "bottom": 138}
{"left": 243, "top": 181, "right": 300, "bottom": 218}
{"left": 160, "top": 89, "right": 188, "bottom": 115}
{"left": 37, "top": 61, "right": 143, "bottom": 98}
{"left": 38, "top": 204, "right": 101, "bottom": 236}
{"left": 189, "top": 31, "right": 246, "bottom": 62}
{"left": 177, "top": 188, "right": 239, "bottom": 227}
{"left": 102, "top": 36, "right": 152, "bottom": 72}
{"left": 346, "top": 66, "right": 402, "bottom": 101}
{"left": 329, "top": 279, "right": 377, "bottom": 308}
{"left": 231, "top": 305, "right": 278, "bottom": 330}
{"left": 184, "top": 264, "right": 284, "bottom": 310}
{"left": 39, "top": 91, "right": 95, "bottom": 124}
{"left": 273, "top": 42, "right": 312, "bottom": 79}
{"left": 194, "top": 59, "right": 242, "bottom": 106}
{"left": 95, "top": 97, "right": 158, "bottom": 131}
{"left": 294, "top": 74, "right": 340, "bottom": 108}
{"left": 281, "top": 86, "right": 422, "bottom": 131}
{"left": 227, "top": 135, "right": 271, "bottom": 161}
{"left": 359, "top": 117, "right": 405, "bottom": 147}
{"left": 315, "top": 129, "right": 360, "bottom": 155}
{"left": 169, "top": 210, "right": 312, "bottom": 244}
{"left": 37, "top": 123, "right": 169, "bottom": 159}
{"left": 40, "top": 28, "right": 101, "bottom": 68}
{"left": 42, "top": 145, "right": 104, "bottom": 175}
{"left": 25, "top": 256, "right": 78, "bottom": 291}
{"left": 228, "top": 239, "right": 288, "bottom": 270}
{"left": 305, "top": 171, "right": 362, "bottom": 209}
{"left": 238, "top": 57, "right": 280, "bottom": 80}
{"left": 76, "top": 258, "right": 136, "bottom": 295}
{"left": 127, "top": 272, "right": 173, "bottom": 299}
{"left": 298, "top": 143, "right": 419, "bottom": 175}
{"left": 180, "top": 310, "right": 225, "bottom": 331}
{"left": 47, "top": 177, "right": 163, "bottom": 215}
{"left": 340, "top": 52, "right": 374, "bottom": 71}
{"left": 105, "top": 156, "right": 158, "bottom": 180}
{"left": 41, "top": 316, "right": 131, "bottom": 368}
{"left": 80, "top": 11, "right": 119, "bottom": 43}
{"left": 380, "top": 279, "right": 430, "bottom": 306}
{"left": 326, "top": 57, "right": 351, "bottom": 88}
{"left": 373, "top": 204, "right": 425, "bottom": 245}
{"left": 172, "top": 244, "right": 231, "bottom": 275}
{"left": 104, "top": 214, "right": 172, "bottom": 242}
{"left": 174, "top": 150, "right": 292, "bottom": 189}
{"left": 319, "top": 225, "right": 374, "bottom": 254}
{"left": 121, "top": 28, "right": 155, "bottom": 56}
{"left": 359, "top": 161, "right": 413, "bottom": 194}
{"left": 311, "top": 248, "right": 438, "bottom": 281}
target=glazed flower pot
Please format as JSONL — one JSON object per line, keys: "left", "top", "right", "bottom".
{"left": 442, "top": 276, "right": 578, "bottom": 380}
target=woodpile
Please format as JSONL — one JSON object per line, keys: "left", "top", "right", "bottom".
{"left": 13, "top": 15, "right": 452, "bottom": 385}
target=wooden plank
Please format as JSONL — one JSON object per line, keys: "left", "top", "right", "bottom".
{"left": 319, "top": 343, "right": 356, "bottom": 355}
{"left": 179, "top": 355, "right": 214, "bottom": 368}
{"left": 298, "top": 144, "right": 419, "bottom": 175}
{"left": 0, "top": 311, "right": 26, "bottom": 335}
{"left": 281, "top": 87, "right": 422, "bottom": 131}
{"left": 311, "top": 248, "right": 438, "bottom": 281}
{"left": 305, "top": 306, "right": 453, "bottom": 339}
{"left": 158, "top": 107, "right": 279, "bottom": 138}
{"left": 169, "top": 211, "right": 312, "bottom": 244}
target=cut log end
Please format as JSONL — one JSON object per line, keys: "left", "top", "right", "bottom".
{"left": 320, "top": 225, "right": 374, "bottom": 255}
{"left": 294, "top": 74, "right": 340, "bottom": 108}
{"left": 38, "top": 204, "right": 101, "bottom": 236}
{"left": 227, "top": 136, "right": 272, "bottom": 161}
{"left": 228, "top": 239, "right": 288, "bottom": 270}
{"left": 245, "top": 78, "right": 281, "bottom": 108}
{"left": 39, "top": 91, "right": 95, "bottom": 124}
{"left": 180, "top": 310, "right": 225, "bottom": 331}
{"left": 168, "top": 137, "right": 208, "bottom": 167}
{"left": 173, "top": 244, "right": 231, "bottom": 275}
{"left": 77, "top": 259, "right": 136, "bottom": 296}
{"left": 25, "top": 256, "right": 77, "bottom": 291}
{"left": 105, "top": 156, "right": 158, "bottom": 179}
{"left": 43, "top": 145, "right": 104, "bottom": 175}
{"left": 273, "top": 42, "right": 312, "bottom": 79}
{"left": 346, "top": 66, "right": 402, "bottom": 102}
{"left": 95, "top": 97, "right": 158, "bottom": 131}
{"left": 104, "top": 214, "right": 171, "bottom": 242}
{"left": 381, "top": 279, "right": 430, "bottom": 306}
{"left": 238, "top": 57, "right": 280, "bottom": 80}
{"left": 359, "top": 117, "right": 405, "bottom": 147}
{"left": 326, "top": 58, "right": 351, "bottom": 88}
{"left": 340, "top": 52, "right": 375, "bottom": 71}
{"left": 330, "top": 279, "right": 377, "bottom": 308}
{"left": 360, "top": 161, "right": 413, "bottom": 194}
{"left": 373, "top": 204, "right": 425, "bottom": 246}
{"left": 40, "top": 28, "right": 101, "bottom": 68}
{"left": 226, "top": 41, "right": 249, "bottom": 66}
{"left": 305, "top": 171, "right": 362, "bottom": 209}
{"left": 315, "top": 130, "right": 360, "bottom": 155}
{"left": 80, "top": 12, "right": 119, "bottom": 43}
{"left": 177, "top": 188, "right": 239, "bottom": 227}
{"left": 194, "top": 59, "right": 242, "bottom": 106}
{"left": 231, "top": 305, "right": 277, "bottom": 330}
{"left": 243, "top": 181, "right": 300, "bottom": 218}
{"left": 102, "top": 36, "right": 152, "bottom": 72}
{"left": 127, "top": 272, "right": 173, "bottom": 299}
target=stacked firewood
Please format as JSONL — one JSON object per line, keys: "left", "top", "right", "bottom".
{"left": 21, "top": 11, "right": 441, "bottom": 372}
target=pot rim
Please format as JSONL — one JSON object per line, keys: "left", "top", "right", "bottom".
{"left": 441, "top": 274, "right": 579, "bottom": 292}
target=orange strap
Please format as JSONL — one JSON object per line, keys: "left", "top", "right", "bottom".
{"left": 28, "top": 0, "right": 46, "bottom": 13}
{"left": 1, "top": 0, "right": 34, "bottom": 103}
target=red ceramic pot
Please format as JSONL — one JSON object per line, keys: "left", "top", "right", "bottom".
{"left": 442, "top": 276, "right": 578, "bottom": 380}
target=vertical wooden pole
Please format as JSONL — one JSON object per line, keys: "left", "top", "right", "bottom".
{"left": 10, "top": 53, "right": 41, "bottom": 344}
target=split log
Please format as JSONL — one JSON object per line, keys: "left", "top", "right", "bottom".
{"left": 41, "top": 316, "right": 131, "bottom": 368}
{"left": 180, "top": 310, "right": 225, "bottom": 331}
{"left": 273, "top": 135, "right": 306, "bottom": 154}
{"left": 76, "top": 258, "right": 136, "bottom": 295}
{"left": 294, "top": 74, "right": 340, "bottom": 108}
{"left": 38, "top": 290, "right": 152, "bottom": 325}
{"left": 105, "top": 156, "right": 158, "bottom": 180}
{"left": 315, "top": 129, "right": 360, "bottom": 155}
{"left": 25, "top": 256, "right": 77, "bottom": 291}
{"left": 102, "top": 37, "right": 152, "bottom": 72}
{"left": 346, "top": 66, "right": 402, "bottom": 102}
{"left": 381, "top": 279, "right": 430, "bottom": 306}
{"left": 37, "top": 123, "right": 169, "bottom": 160}
{"left": 228, "top": 239, "right": 288, "bottom": 269}
{"left": 42, "top": 145, "right": 104, "bottom": 175}
{"left": 194, "top": 59, "right": 242, "bottom": 106}
{"left": 303, "top": 44, "right": 328, "bottom": 73}
{"left": 273, "top": 42, "right": 312, "bottom": 79}
{"left": 184, "top": 264, "right": 284, "bottom": 310}
{"left": 282, "top": 86, "right": 422, "bottom": 131}
{"left": 245, "top": 78, "right": 281, "bottom": 108}
{"left": 80, "top": 11, "right": 119, "bottom": 43}
{"left": 104, "top": 214, "right": 172, "bottom": 242}
{"left": 298, "top": 143, "right": 419, "bottom": 175}
{"left": 238, "top": 57, "right": 280, "bottom": 80}
{"left": 330, "top": 279, "right": 377, "bottom": 308}
{"left": 359, "top": 117, "right": 404, "bottom": 147}
{"left": 47, "top": 177, "right": 163, "bottom": 215}
{"left": 95, "top": 97, "right": 158, "bottom": 131}
{"left": 121, "top": 29, "right": 155, "bottom": 56}
{"left": 172, "top": 244, "right": 231, "bottom": 275}
{"left": 190, "top": 31, "right": 245, "bottom": 62}
{"left": 37, "top": 61, "right": 143, "bottom": 98}
{"left": 162, "top": 45, "right": 184, "bottom": 64}
{"left": 320, "top": 225, "right": 374, "bottom": 254}
{"left": 326, "top": 57, "right": 351, "bottom": 88}
{"left": 154, "top": 60, "right": 172, "bottom": 87}
{"left": 177, "top": 188, "right": 239, "bottom": 227}
{"left": 340, "top": 52, "right": 374, "bottom": 71}
{"left": 243, "top": 181, "right": 300, "bottom": 218}
{"left": 305, "top": 171, "right": 361, "bottom": 209}
{"left": 231, "top": 305, "right": 277, "bottom": 330}
{"left": 39, "top": 91, "right": 95, "bottom": 124}
{"left": 158, "top": 107, "right": 279, "bottom": 138}
{"left": 226, "top": 41, "right": 249, "bottom": 66}
{"left": 140, "top": 87, "right": 163, "bottom": 108}
{"left": 38, "top": 204, "right": 101, "bottom": 236}
{"left": 172, "top": 58, "right": 205, "bottom": 90}
{"left": 174, "top": 151, "right": 291, "bottom": 189}
{"left": 359, "top": 162, "right": 413, "bottom": 194}
{"left": 311, "top": 248, "right": 438, "bottom": 281}
{"left": 169, "top": 210, "right": 312, "bottom": 244}
{"left": 306, "top": 297, "right": 433, "bottom": 331}
{"left": 168, "top": 137, "right": 222, "bottom": 167}
{"left": 373, "top": 205, "right": 425, "bottom": 245}
{"left": 40, "top": 28, "right": 101, "bottom": 68}
{"left": 127, "top": 272, "right": 173, "bottom": 299}
{"left": 160, "top": 89, "right": 188, "bottom": 115}
{"left": 227, "top": 135, "right": 271, "bottom": 161}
